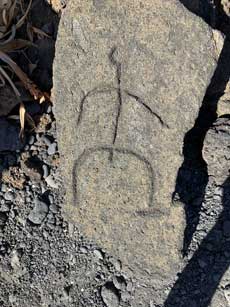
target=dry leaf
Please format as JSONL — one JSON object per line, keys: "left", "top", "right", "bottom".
{"left": 0, "top": 50, "right": 51, "bottom": 102}
{"left": 0, "top": 0, "right": 32, "bottom": 39}
{"left": 0, "top": 65, "right": 20, "bottom": 96}
{"left": 0, "top": 39, "right": 35, "bottom": 53}
{"left": 26, "top": 22, "right": 34, "bottom": 42}
{"left": 31, "top": 26, "right": 51, "bottom": 39}
{"left": 25, "top": 112, "right": 36, "bottom": 131}
{"left": 19, "top": 101, "right": 26, "bottom": 139}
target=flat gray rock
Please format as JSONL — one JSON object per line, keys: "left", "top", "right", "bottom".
{"left": 28, "top": 199, "right": 49, "bottom": 225}
{"left": 53, "top": 0, "right": 216, "bottom": 287}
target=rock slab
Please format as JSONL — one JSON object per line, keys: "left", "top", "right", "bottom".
{"left": 53, "top": 0, "right": 216, "bottom": 285}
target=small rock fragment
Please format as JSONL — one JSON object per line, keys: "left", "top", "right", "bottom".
{"left": 45, "top": 175, "right": 59, "bottom": 189}
{"left": 113, "top": 276, "right": 126, "bottom": 290}
{"left": 0, "top": 212, "right": 7, "bottom": 226}
{"left": 110, "top": 258, "right": 122, "bottom": 272}
{"left": 121, "top": 292, "right": 131, "bottom": 302}
{"left": 47, "top": 143, "right": 57, "bottom": 155}
{"left": 28, "top": 135, "right": 35, "bottom": 145}
{"left": 126, "top": 281, "right": 133, "bottom": 292}
{"left": 10, "top": 250, "right": 20, "bottom": 270}
{"left": 101, "top": 283, "right": 120, "bottom": 307}
{"left": 4, "top": 192, "right": 14, "bottom": 202}
{"left": 93, "top": 249, "right": 104, "bottom": 260}
{"left": 42, "top": 164, "right": 49, "bottom": 178}
{"left": 222, "top": 0, "right": 230, "bottom": 17}
{"left": 0, "top": 203, "right": 10, "bottom": 212}
{"left": 1, "top": 184, "right": 7, "bottom": 193}
{"left": 79, "top": 246, "right": 88, "bottom": 254}
{"left": 28, "top": 199, "right": 49, "bottom": 225}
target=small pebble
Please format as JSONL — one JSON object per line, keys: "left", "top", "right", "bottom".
{"left": 50, "top": 204, "right": 58, "bottom": 214}
{"left": 126, "top": 282, "right": 133, "bottom": 292}
{"left": 46, "top": 105, "right": 52, "bottom": 113}
{"left": 113, "top": 276, "right": 126, "bottom": 290}
{"left": 121, "top": 292, "right": 131, "bottom": 302}
{"left": 4, "top": 192, "right": 14, "bottom": 202}
{"left": 1, "top": 184, "right": 7, "bottom": 193}
{"left": 101, "top": 284, "right": 120, "bottom": 307}
{"left": 48, "top": 194, "right": 54, "bottom": 204}
{"left": 110, "top": 259, "right": 121, "bottom": 271}
{"left": 43, "top": 136, "right": 52, "bottom": 146}
{"left": 28, "top": 135, "right": 35, "bottom": 145}
{"left": 36, "top": 134, "right": 42, "bottom": 142}
{"left": 42, "top": 164, "right": 49, "bottom": 178}
{"left": 48, "top": 143, "right": 57, "bottom": 155}
{"left": 45, "top": 175, "right": 59, "bottom": 189}
{"left": 80, "top": 247, "right": 88, "bottom": 254}
{"left": 25, "top": 197, "right": 31, "bottom": 203}
{"left": 30, "top": 145, "right": 37, "bottom": 151}
{"left": 27, "top": 199, "right": 49, "bottom": 225}
{"left": 0, "top": 203, "right": 10, "bottom": 212}
{"left": 93, "top": 249, "right": 104, "bottom": 260}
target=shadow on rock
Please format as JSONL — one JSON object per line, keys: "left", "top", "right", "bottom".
{"left": 174, "top": 0, "right": 230, "bottom": 256}
{"left": 166, "top": 1, "right": 230, "bottom": 306}
{"left": 165, "top": 176, "right": 230, "bottom": 306}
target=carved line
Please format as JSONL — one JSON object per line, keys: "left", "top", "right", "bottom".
{"left": 72, "top": 146, "right": 155, "bottom": 209}
{"left": 77, "top": 86, "right": 117, "bottom": 125}
{"left": 109, "top": 47, "right": 122, "bottom": 146}
{"left": 76, "top": 87, "right": 168, "bottom": 130}
{"left": 126, "top": 91, "right": 169, "bottom": 128}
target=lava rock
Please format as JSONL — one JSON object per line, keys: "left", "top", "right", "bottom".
{"left": 42, "top": 164, "right": 49, "bottom": 178}
{"left": 93, "top": 249, "right": 104, "bottom": 260}
{"left": 47, "top": 143, "right": 57, "bottom": 155}
{"left": 101, "top": 283, "right": 120, "bottom": 307}
{"left": 45, "top": 175, "right": 59, "bottom": 189}
{"left": 28, "top": 199, "right": 49, "bottom": 225}
{"left": 4, "top": 192, "right": 14, "bottom": 202}
{"left": 28, "top": 135, "right": 35, "bottom": 145}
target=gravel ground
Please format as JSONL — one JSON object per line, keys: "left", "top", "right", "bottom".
{"left": 0, "top": 109, "right": 135, "bottom": 307}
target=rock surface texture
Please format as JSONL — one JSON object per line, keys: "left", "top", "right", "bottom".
{"left": 53, "top": 0, "right": 216, "bottom": 288}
